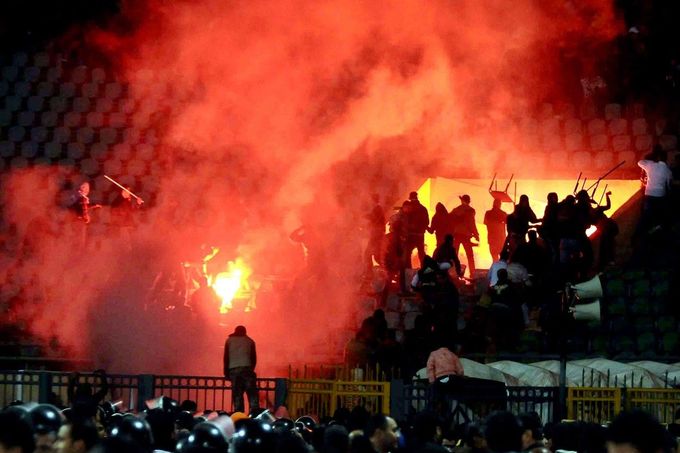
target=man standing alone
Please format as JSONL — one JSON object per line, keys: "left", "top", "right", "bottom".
{"left": 223, "top": 325, "right": 259, "bottom": 414}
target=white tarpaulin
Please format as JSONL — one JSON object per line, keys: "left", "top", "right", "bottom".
{"left": 487, "top": 361, "right": 560, "bottom": 387}
{"left": 530, "top": 360, "right": 609, "bottom": 387}
{"left": 460, "top": 358, "right": 520, "bottom": 386}
{"left": 570, "top": 358, "right": 664, "bottom": 388}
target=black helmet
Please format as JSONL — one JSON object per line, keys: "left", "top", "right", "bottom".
{"left": 29, "top": 404, "right": 63, "bottom": 434}
{"left": 295, "top": 415, "right": 316, "bottom": 431}
{"left": 175, "top": 411, "right": 197, "bottom": 431}
{"left": 109, "top": 416, "right": 154, "bottom": 451}
{"left": 231, "top": 419, "right": 276, "bottom": 453}
{"left": 160, "top": 396, "right": 179, "bottom": 414}
{"left": 271, "top": 418, "right": 295, "bottom": 433}
{"left": 176, "top": 422, "right": 227, "bottom": 452}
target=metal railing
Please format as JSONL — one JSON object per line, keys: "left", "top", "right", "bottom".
{"left": 0, "top": 371, "right": 284, "bottom": 413}
{"left": 566, "top": 387, "right": 622, "bottom": 423}
{"left": 286, "top": 379, "right": 390, "bottom": 419}
{"left": 626, "top": 388, "right": 680, "bottom": 424}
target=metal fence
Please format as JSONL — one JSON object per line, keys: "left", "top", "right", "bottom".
{"left": 0, "top": 371, "right": 284, "bottom": 413}
{"left": 392, "top": 379, "right": 560, "bottom": 423}
{"left": 566, "top": 387, "right": 622, "bottom": 423}
{"left": 286, "top": 379, "right": 390, "bottom": 420}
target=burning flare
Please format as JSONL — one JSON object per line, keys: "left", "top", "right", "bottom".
{"left": 211, "top": 258, "right": 253, "bottom": 313}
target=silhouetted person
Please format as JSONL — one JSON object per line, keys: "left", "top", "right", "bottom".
{"left": 432, "top": 234, "right": 462, "bottom": 277}
{"left": 428, "top": 202, "right": 451, "bottom": 247}
{"left": 506, "top": 195, "right": 537, "bottom": 246}
{"left": 484, "top": 411, "right": 523, "bottom": 453}
{"left": 68, "top": 370, "right": 109, "bottom": 418}
{"left": 223, "top": 325, "right": 259, "bottom": 414}
{"left": 484, "top": 199, "right": 507, "bottom": 262}
{"left": 450, "top": 194, "right": 479, "bottom": 278}
{"left": 538, "top": 192, "right": 559, "bottom": 263}
{"left": 512, "top": 230, "right": 549, "bottom": 278}
{"left": 593, "top": 191, "right": 618, "bottom": 270}
{"left": 364, "top": 193, "right": 385, "bottom": 273}
{"left": 405, "top": 191, "right": 430, "bottom": 268}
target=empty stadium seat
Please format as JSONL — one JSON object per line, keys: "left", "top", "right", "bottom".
{"left": 33, "top": 52, "right": 50, "bottom": 67}
{"left": 29, "top": 126, "right": 48, "bottom": 143}
{"left": 119, "top": 98, "right": 135, "bottom": 114}
{"left": 91, "top": 67, "right": 107, "bottom": 83}
{"left": 76, "top": 127, "right": 95, "bottom": 144}
{"left": 659, "top": 134, "right": 678, "bottom": 151}
{"left": 109, "top": 112, "right": 126, "bottom": 128}
{"left": 111, "top": 143, "right": 132, "bottom": 159}
{"left": 541, "top": 132, "right": 563, "bottom": 151}
{"left": 660, "top": 332, "right": 679, "bottom": 355}
{"left": 45, "top": 66, "right": 62, "bottom": 83}
{"left": 8, "top": 125, "right": 25, "bottom": 142}
{"left": 104, "top": 82, "right": 123, "bottom": 99}
{"left": 59, "top": 82, "right": 77, "bottom": 98}
{"left": 0, "top": 141, "right": 15, "bottom": 157}
{"left": 632, "top": 118, "right": 648, "bottom": 135}
{"left": 589, "top": 134, "right": 608, "bottom": 151}
{"left": 127, "top": 159, "right": 147, "bottom": 176}
{"left": 608, "top": 119, "right": 628, "bottom": 136}
{"left": 634, "top": 135, "right": 653, "bottom": 152}
{"left": 40, "top": 111, "right": 58, "bottom": 127}
{"left": 12, "top": 52, "right": 28, "bottom": 66}
{"left": 71, "top": 65, "right": 89, "bottom": 84}
{"left": 17, "top": 111, "right": 34, "bottom": 127}
{"left": 617, "top": 151, "right": 637, "bottom": 168}
{"left": 27, "top": 96, "right": 45, "bottom": 112}
{"left": 611, "top": 135, "right": 632, "bottom": 153}
{"left": 90, "top": 142, "right": 108, "bottom": 160}
{"left": 636, "top": 332, "right": 656, "bottom": 354}
{"left": 103, "top": 158, "right": 123, "bottom": 176}
{"left": 95, "top": 98, "right": 113, "bottom": 113}
{"left": 573, "top": 151, "right": 593, "bottom": 169}
{"left": 44, "top": 143, "right": 62, "bottom": 159}
{"left": 13, "top": 81, "right": 31, "bottom": 97}
{"left": 604, "top": 103, "right": 622, "bottom": 120}
{"left": 100, "top": 127, "right": 118, "bottom": 145}
{"left": 82, "top": 82, "right": 99, "bottom": 98}
{"left": 86, "top": 112, "right": 104, "bottom": 128}
{"left": 123, "top": 127, "right": 141, "bottom": 143}
{"left": 67, "top": 142, "right": 86, "bottom": 160}
{"left": 53, "top": 127, "right": 71, "bottom": 143}
{"left": 564, "top": 118, "right": 582, "bottom": 135}
{"left": 0, "top": 109, "right": 11, "bottom": 127}
{"left": 23, "top": 66, "right": 40, "bottom": 82}
{"left": 587, "top": 118, "right": 606, "bottom": 135}
{"left": 656, "top": 316, "right": 676, "bottom": 333}
{"left": 20, "top": 142, "right": 38, "bottom": 158}
{"left": 565, "top": 133, "right": 583, "bottom": 152}
{"left": 593, "top": 151, "right": 615, "bottom": 169}
{"left": 5, "top": 95, "right": 23, "bottom": 111}
{"left": 79, "top": 158, "right": 100, "bottom": 176}
{"left": 36, "top": 81, "right": 54, "bottom": 97}
{"left": 49, "top": 96, "right": 68, "bottom": 113}
{"left": 72, "top": 97, "right": 91, "bottom": 113}
{"left": 64, "top": 112, "right": 81, "bottom": 128}
{"left": 2, "top": 65, "right": 19, "bottom": 81}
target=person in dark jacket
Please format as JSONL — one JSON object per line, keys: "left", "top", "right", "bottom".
{"left": 223, "top": 325, "right": 259, "bottom": 414}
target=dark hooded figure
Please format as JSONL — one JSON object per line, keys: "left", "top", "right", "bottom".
{"left": 223, "top": 325, "right": 259, "bottom": 414}
{"left": 428, "top": 202, "right": 451, "bottom": 247}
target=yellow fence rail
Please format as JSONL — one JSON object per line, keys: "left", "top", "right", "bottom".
{"left": 567, "top": 387, "right": 621, "bottom": 423}
{"left": 626, "top": 388, "right": 680, "bottom": 424}
{"left": 287, "top": 379, "right": 390, "bottom": 420}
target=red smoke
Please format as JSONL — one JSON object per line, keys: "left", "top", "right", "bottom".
{"left": 2, "top": 0, "right": 623, "bottom": 374}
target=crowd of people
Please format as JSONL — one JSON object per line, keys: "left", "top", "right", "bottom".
{"left": 351, "top": 144, "right": 675, "bottom": 366}
{"left": 3, "top": 386, "right": 680, "bottom": 453}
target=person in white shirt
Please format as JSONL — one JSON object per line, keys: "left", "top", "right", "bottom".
{"left": 637, "top": 145, "right": 673, "bottom": 235}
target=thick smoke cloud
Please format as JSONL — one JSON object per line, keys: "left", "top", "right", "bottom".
{"left": 2, "top": 0, "right": 622, "bottom": 374}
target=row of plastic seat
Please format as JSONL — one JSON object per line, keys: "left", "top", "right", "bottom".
{"left": 0, "top": 63, "right": 108, "bottom": 84}
{"left": 0, "top": 80, "right": 125, "bottom": 99}
{"left": 523, "top": 117, "right": 655, "bottom": 138}
{"left": 524, "top": 133, "right": 677, "bottom": 153}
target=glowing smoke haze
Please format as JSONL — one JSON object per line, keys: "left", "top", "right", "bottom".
{"left": 1, "top": 0, "right": 623, "bottom": 374}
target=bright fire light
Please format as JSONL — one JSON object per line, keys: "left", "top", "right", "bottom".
{"left": 211, "top": 258, "right": 252, "bottom": 313}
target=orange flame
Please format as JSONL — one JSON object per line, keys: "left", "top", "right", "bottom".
{"left": 211, "top": 258, "right": 252, "bottom": 313}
